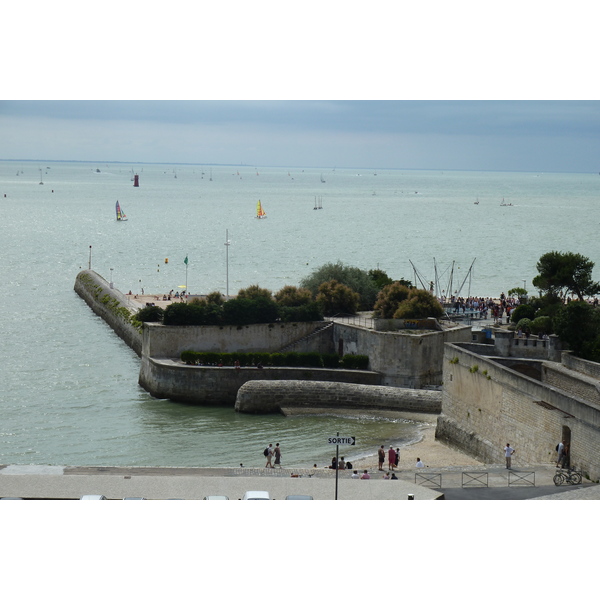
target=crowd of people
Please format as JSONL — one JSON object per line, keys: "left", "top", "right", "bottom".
{"left": 260, "top": 441, "right": 428, "bottom": 480}
{"left": 441, "top": 292, "right": 524, "bottom": 323}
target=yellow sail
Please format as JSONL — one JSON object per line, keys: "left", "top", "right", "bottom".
{"left": 256, "top": 200, "right": 266, "bottom": 218}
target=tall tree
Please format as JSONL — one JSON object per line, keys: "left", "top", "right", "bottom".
{"left": 300, "top": 261, "right": 378, "bottom": 310}
{"left": 533, "top": 251, "right": 600, "bottom": 301}
{"left": 373, "top": 282, "right": 411, "bottom": 318}
{"left": 315, "top": 280, "right": 360, "bottom": 316}
{"left": 553, "top": 300, "right": 600, "bottom": 360}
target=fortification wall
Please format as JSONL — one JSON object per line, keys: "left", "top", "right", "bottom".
{"left": 333, "top": 322, "right": 471, "bottom": 388}
{"left": 142, "top": 321, "right": 330, "bottom": 358}
{"left": 437, "top": 344, "right": 600, "bottom": 480}
{"left": 74, "top": 270, "right": 142, "bottom": 356}
{"left": 139, "top": 358, "right": 383, "bottom": 405}
{"left": 234, "top": 380, "right": 442, "bottom": 414}
{"left": 542, "top": 363, "right": 600, "bottom": 407}
{"left": 562, "top": 352, "right": 600, "bottom": 380}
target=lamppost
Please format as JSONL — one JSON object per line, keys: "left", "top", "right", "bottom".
{"left": 225, "top": 229, "right": 231, "bottom": 300}
{"left": 110, "top": 268, "right": 114, "bottom": 289}
{"left": 88, "top": 245, "right": 92, "bottom": 270}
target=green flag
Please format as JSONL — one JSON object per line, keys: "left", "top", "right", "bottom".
{"left": 184, "top": 255, "right": 188, "bottom": 265}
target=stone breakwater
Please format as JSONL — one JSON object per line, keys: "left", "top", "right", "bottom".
{"left": 74, "top": 270, "right": 142, "bottom": 356}
{"left": 234, "top": 379, "right": 442, "bottom": 415}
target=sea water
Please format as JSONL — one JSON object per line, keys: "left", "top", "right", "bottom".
{"left": 1, "top": 161, "right": 599, "bottom": 467}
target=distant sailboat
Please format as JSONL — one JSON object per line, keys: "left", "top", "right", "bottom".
{"left": 320, "top": 173, "right": 326, "bottom": 183}
{"left": 256, "top": 200, "right": 267, "bottom": 219}
{"left": 39, "top": 169, "right": 44, "bottom": 185}
{"left": 116, "top": 201, "right": 128, "bottom": 221}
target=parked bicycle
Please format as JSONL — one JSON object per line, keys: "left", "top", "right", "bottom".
{"left": 553, "top": 467, "right": 582, "bottom": 486}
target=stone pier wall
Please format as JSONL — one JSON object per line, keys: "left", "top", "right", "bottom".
{"left": 234, "top": 380, "right": 442, "bottom": 414}
{"left": 74, "top": 270, "right": 142, "bottom": 356}
{"left": 139, "top": 358, "right": 383, "bottom": 406}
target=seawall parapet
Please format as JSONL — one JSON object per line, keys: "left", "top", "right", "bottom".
{"left": 74, "top": 270, "right": 142, "bottom": 356}
{"left": 139, "top": 359, "right": 383, "bottom": 405}
{"left": 234, "top": 379, "right": 442, "bottom": 415}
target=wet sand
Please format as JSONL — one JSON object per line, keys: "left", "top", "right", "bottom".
{"left": 347, "top": 412, "right": 484, "bottom": 471}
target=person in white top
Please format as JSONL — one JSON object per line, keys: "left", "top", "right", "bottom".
{"left": 415, "top": 458, "right": 425, "bottom": 468}
{"left": 504, "top": 443, "right": 515, "bottom": 469}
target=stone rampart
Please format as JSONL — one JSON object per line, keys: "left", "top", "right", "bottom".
{"left": 142, "top": 320, "right": 331, "bottom": 358}
{"left": 234, "top": 380, "right": 442, "bottom": 414}
{"left": 493, "top": 329, "right": 562, "bottom": 361}
{"left": 542, "top": 362, "right": 600, "bottom": 407}
{"left": 139, "top": 359, "right": 383, "bottom": 405}
{"left": 74, "top": 270, "right": 142, "bottom": 356}
{"left": 333, "top": 322, "right": 471, "bottom": 388}
{"left": 562, "top": 352, "right": 600, "bottom": 380}
{"left": 437, "top": 343, "right": 600, "bottom": 480}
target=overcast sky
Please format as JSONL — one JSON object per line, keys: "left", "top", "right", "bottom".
{"left": 2, "top": 3, "right": 599, "bottom": 172}
{"left": 2, "top": 100, "right": 599, "bottom": 172}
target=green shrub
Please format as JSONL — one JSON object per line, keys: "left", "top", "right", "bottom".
{"left": 178, "top": 351, "right": 369, "bottom": 370}
{"left": 269, "top": 353, "right": 286, "bottom": 366}
{"left": 516, "top": 318, "right": 533, "bottom": 333}
{"left": 278, "top": 303, "right": 323, "bottom": 322}
{"left": 164, "top": 302, "right": 200, "bottom": 325}
{"left": 340, "top": 354, "right": 369, "bottom": 370}
{"left": 531, "top": 315, "right": 553, "bottom": 335}
{"left": 284, "top": 352, "right": 300, "bottom": 366}
{"left": 393, "top": 289, "right": 444, "bottom": 320}
{"left": 136, "top": 305, "right": 165, "bottom": 323}
{"left": 181, "top": 350, "right": 198, "bottom": 365}
{"left": 510, "top": 304, "right": 536, "bottom": 324}
{"left": 297, "top": 352, "right": 324, "bottom": 368}
{"left": 322, "top": 353, "right": 341, "bottom": 369}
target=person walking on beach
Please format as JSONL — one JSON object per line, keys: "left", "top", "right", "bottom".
{"left": 388, "top": 446, "right": 397, "bottom": 471}
{"left": 504, "top": 443, "right": 515, "bottom": 469}
{"left": 395, "top": 448, "right": 400, "bottom": 469}
{"left": 265, "top": 443, "right": 274, "bottom": 468}
{"left": 378, "top": 445, "right": 385, "bottom": 471}
{"left": 274, "top": 442, "right": 282, "bottom": 468}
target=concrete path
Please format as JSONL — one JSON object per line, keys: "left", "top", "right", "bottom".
{"left": 1, "top": 463, "right": 597, "bottom": 500}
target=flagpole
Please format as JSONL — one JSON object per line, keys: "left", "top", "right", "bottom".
{"left": 225, "top": 229, "right": 230, "bottom": 300}
{"left": 184, "top": 255, "right": 189, "bottom": 296}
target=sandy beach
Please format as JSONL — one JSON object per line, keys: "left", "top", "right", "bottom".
{"left": 347, "top": 412, "right": 484, "bottom": 471}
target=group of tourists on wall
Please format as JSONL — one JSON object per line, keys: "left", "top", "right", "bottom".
{"left": 440, "top": 293, "right": 523, "bottom": 322}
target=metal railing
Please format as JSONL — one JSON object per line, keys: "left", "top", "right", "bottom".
{"left": 508, "top": 471, "right": 536, "bottom": 486}
{"left": 461, "top": 471, "right": 489, "bottom": 487}
{"left": 330, "top": 314, "right": 375, "bottom": 329}
{"left": 415, "top": 472, "right": 442, "bottom": 488}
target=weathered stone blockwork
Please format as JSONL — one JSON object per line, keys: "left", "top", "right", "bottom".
{"left": 139, "top": 360, "right": 382, "bottom": 405}
{"left": 333, "top": 322, "right": 471, "bottom": 388}
{"left": 142, "top": 320, "right": 332, "bottom": 358}
{"left": 438, "top": 344, "right": 600, "bottom": 481}
{"left": 74, "top": 270, "right": 142, "bottom": 356}
{"left": 234, "top": 380, "right": 442, "bottom": 414}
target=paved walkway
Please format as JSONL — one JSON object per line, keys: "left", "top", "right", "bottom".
{"left": 1, "top": 463, "right": 597, "bottom": 500}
